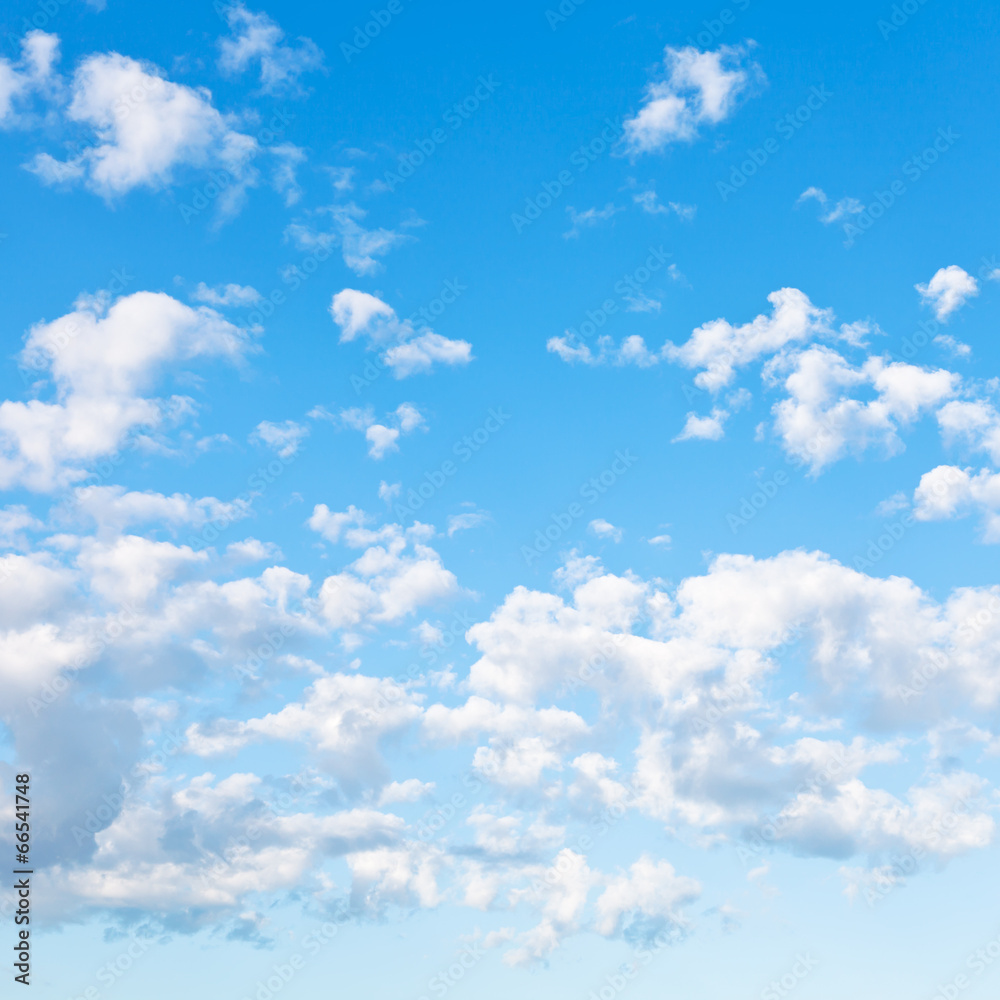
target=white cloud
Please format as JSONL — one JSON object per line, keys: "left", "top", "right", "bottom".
{"left": 916, "top": 266, "right": 979, "bottom": 321}
{"left": 76, "top": 534, "right": 207, "bottom": 604}
{"left": 217, "top": 4, "right": 323, "bottom": 95}
{"left": 1, "top": 291, "right": 250, "bottom": 491}
{"left": 378, "top": 778, "right": 434, "bottom": 805}
{"left": 936, "top": 400, "right": 1000, "bottom": 464}
{"left": 66, "top": 485, "right": 250, "bottom": 534}
{"left": 251, "top": 419, "right": 309, "bottom": 459}
{"left": 191, "top": 282, "right": 261, "bottom": 306}
{"left": 337, "top": 403, "right": 426, "bottom": 459}
{"left": 797, "top": 186, "right": 864, "bottom": 224}
{"left": 310, "top": 517, "right": 460, "bottom": 632}
{"left": 0, "top": 30, "right": 60, "bottom": 125}
{"left": 286, "top": 202, "right": 410, "bottom": 275}
{"left": 673, "top": 408, "right": 728, "bottom": 442}
{"left": 27, "top": 53, "right": 258, "bottom": 207}
{"left": 329, "top": 289, "right": 472, "bottom": 378}
{"left": 308, "top": 504, "right": 369, "bottom": 544}
{"left": 768, "top": 347, "right": 958, "bottom": 473}
{"left": 913, "top": 465, "right": 1000, "bottom": 541}
{"left": 588, "top": 518, "right": 623, "bottom": 542}
{"left": 624, "top": 44, "right": 760, "bottom": 154}
{"left": 447, "top": 509, "right": 490, "bottom": 536}
{"left": 667, "top": 288, "right": 833, "bottom": 391}
{"left": 563, "top": 203, "right": 619, "bottom": 239}
{"left": 594, "top": 855, "right": 700, "bottom": 937}
{"left": 187, "top": 672, "right": 423, "bottom": 783}
{"left": 0, "top": 506, "right": 44, "bottom": 549}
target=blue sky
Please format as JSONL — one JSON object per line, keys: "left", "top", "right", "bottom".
{"left": 2, "top": 1, "right": 1000, "bottom": 997}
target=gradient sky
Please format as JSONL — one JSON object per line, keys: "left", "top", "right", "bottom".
{"left": 2, "top": 1, "right": 1000, "bottom": 998}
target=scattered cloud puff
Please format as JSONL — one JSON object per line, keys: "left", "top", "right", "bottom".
{"left": 27, "top": 51, "right": 257, "bottom": 205}
{"left": 563, "top": 203, "right": 620, "bottom": 239}
{"left": 448, "top": 508, "right": 491, "bottom": 536}
{"left": 913, "top": 465, "right": 1000, "bottom": 542}
{"left": 916, "top": 265, "right": 979, "bottom": 321}
{"left": 191, "top": 282, "right": 262, "bottom": 307}
{"left": 549, "top": 288, "right": 833, "bottom": 385}
{"left": 588, "top": 518, "right": 623, "bottom": 542}
{"left": 673, "top": 408, "right": 729, "bottom": 442}
{"left": 768, "top": 347, "right": 958, "bottom": 474}
{"left": 3, "top": 290, "right": 251, "bottom": 491}
{"left": 796, "top": 186, "right": 865, "bottom": 224}
{"left": 551, "top": 285, "right": 984, "bottom": 475}
{"left": 251, "top": 419, "right": 309, "bottom": 459}
{"left": 378, "top": 778, "right": 435, "bottom": 805}
{"left": 330, "top": 289, "right": 473, "bottom": 378}
{"left": 936, "top": 399, "right": 1000, "bottom": 464}
{"left": 306, "top": 510, "right": 460, "bottom": 637}
{"left": 623, "top": 44, "right": 762, "bottom": 154}
{"left": 337, "top": 403, "right": 426, "bottom": 459}
{"left": 633, "top": 188, "right": 697, "bottom": 220}
{"left": 0, "top": 31, "right": 61, "bottom": 126}
{"left": 285, "top": 203, "right": 413, "bottom": 276}
{"left": 217, "top": 4, "right": 324, "bottom": 96}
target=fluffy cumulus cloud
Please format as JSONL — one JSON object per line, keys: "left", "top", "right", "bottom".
{"left": 217, "top": 4, "right": 324, "bottom": 95}
{"left": 329, "top": 289, "right": 473, "bottom": 378}
{"left": 0, "top": 30, "right": 60, "bottom": 125}
{"left": 2, "top": 290, "right": 251, "bottom": 491}
{"left": 912, "top": 464, "right": 1000, "bottom": 541}
{"left": 550, "top": 285, "right": 981, "bottom": 473}
{"left": 27, "top": 52, "right": 258, "bottom": 202}
{"left": 916, "top": 265, "right": 979, "bottom": 321}
{"left": 624, "top": 44, "right": 761, "bottom": 154}
{"left": 336, "top": 403, "right": 425, "bottom": 459}
{"left": 250, "top": 419, "right": 309, "bottom": 459}
{"left": 308, "top": 512, "right": 460, "bottom": 637}
{"left": 768, "top": 347, "right": 959, "bottom": 473}
{"left": 666, "top": 288, "right": 834, "bottom": 391}
{"left": 548, "top": 287, "right": 834, "bottom": 382}
{"left": 2, "top": 475, "right": 999, "bottom": 958}
{"left": 673, "top": 408, "right": 729, "bottom": 442}
{"left": 2, "top": 282, "right": 998, "bottom": 963}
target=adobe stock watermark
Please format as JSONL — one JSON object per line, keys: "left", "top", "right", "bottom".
{"left": 390, "top": 407, "right": 511, "bottom": 521}
{"left": 760, "top": 954, "right": 820, "bottom": 1000}
{"left": 351, "top": 278, "right": 468, "bottom": 393}
{"left": 558, "top": 247, "right": 671, "bottom": 346}
{"left": 414, "top": 941, "right": 485, "bottom": 999}
{"left": 545, "top": 0, "right": 587, "bottom": 30}
{"left": 186, "top": 450, "right": 297, "bottom": 552}
{"left": 843, "top": 128, "right": 959, "bottom": 248}
{"left": 4, "top": 0, "right": 75, "bottom": 51}
{"left": 179, "top": 109, "right": 296, "bottom": 224}
{"left": 683, "top": 0, "right": 752, "bottom": 48}
{"left": 717, "top": 85, "right": 832, "bottom": 200}
{"left": 378, "top": 77, "right": 500, "bottom": 193}
{"left": 18, "top": 267, "right": 135, "bottom": 385}
{"left": 854, "top": 791, "right": 980, "bottom": 907}
{"left": 236, "top": 920, "right": 343, "bottom": 1000}
{"left": 511, "top": 118, "right": 624, "bottom": 233}
{"left": 340, "top": 1, "right": 408, "bottom": 62}
{"left": 878, "top": 0, "right": 930, "bottom": 40}
{"left": 584, "top": 927, "right": 682, "bottom": 1000}
{"left": 28, "top": 603, "right": 144, "bottom": 718}
{"left": 896, "top": 587, "right": 1000, "bottom": 704}
{"left": 726, "top": 470, "right": 790, "bottom": 533}
{"left": 521, "top": 450, "right": 638, "bottom": 564}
